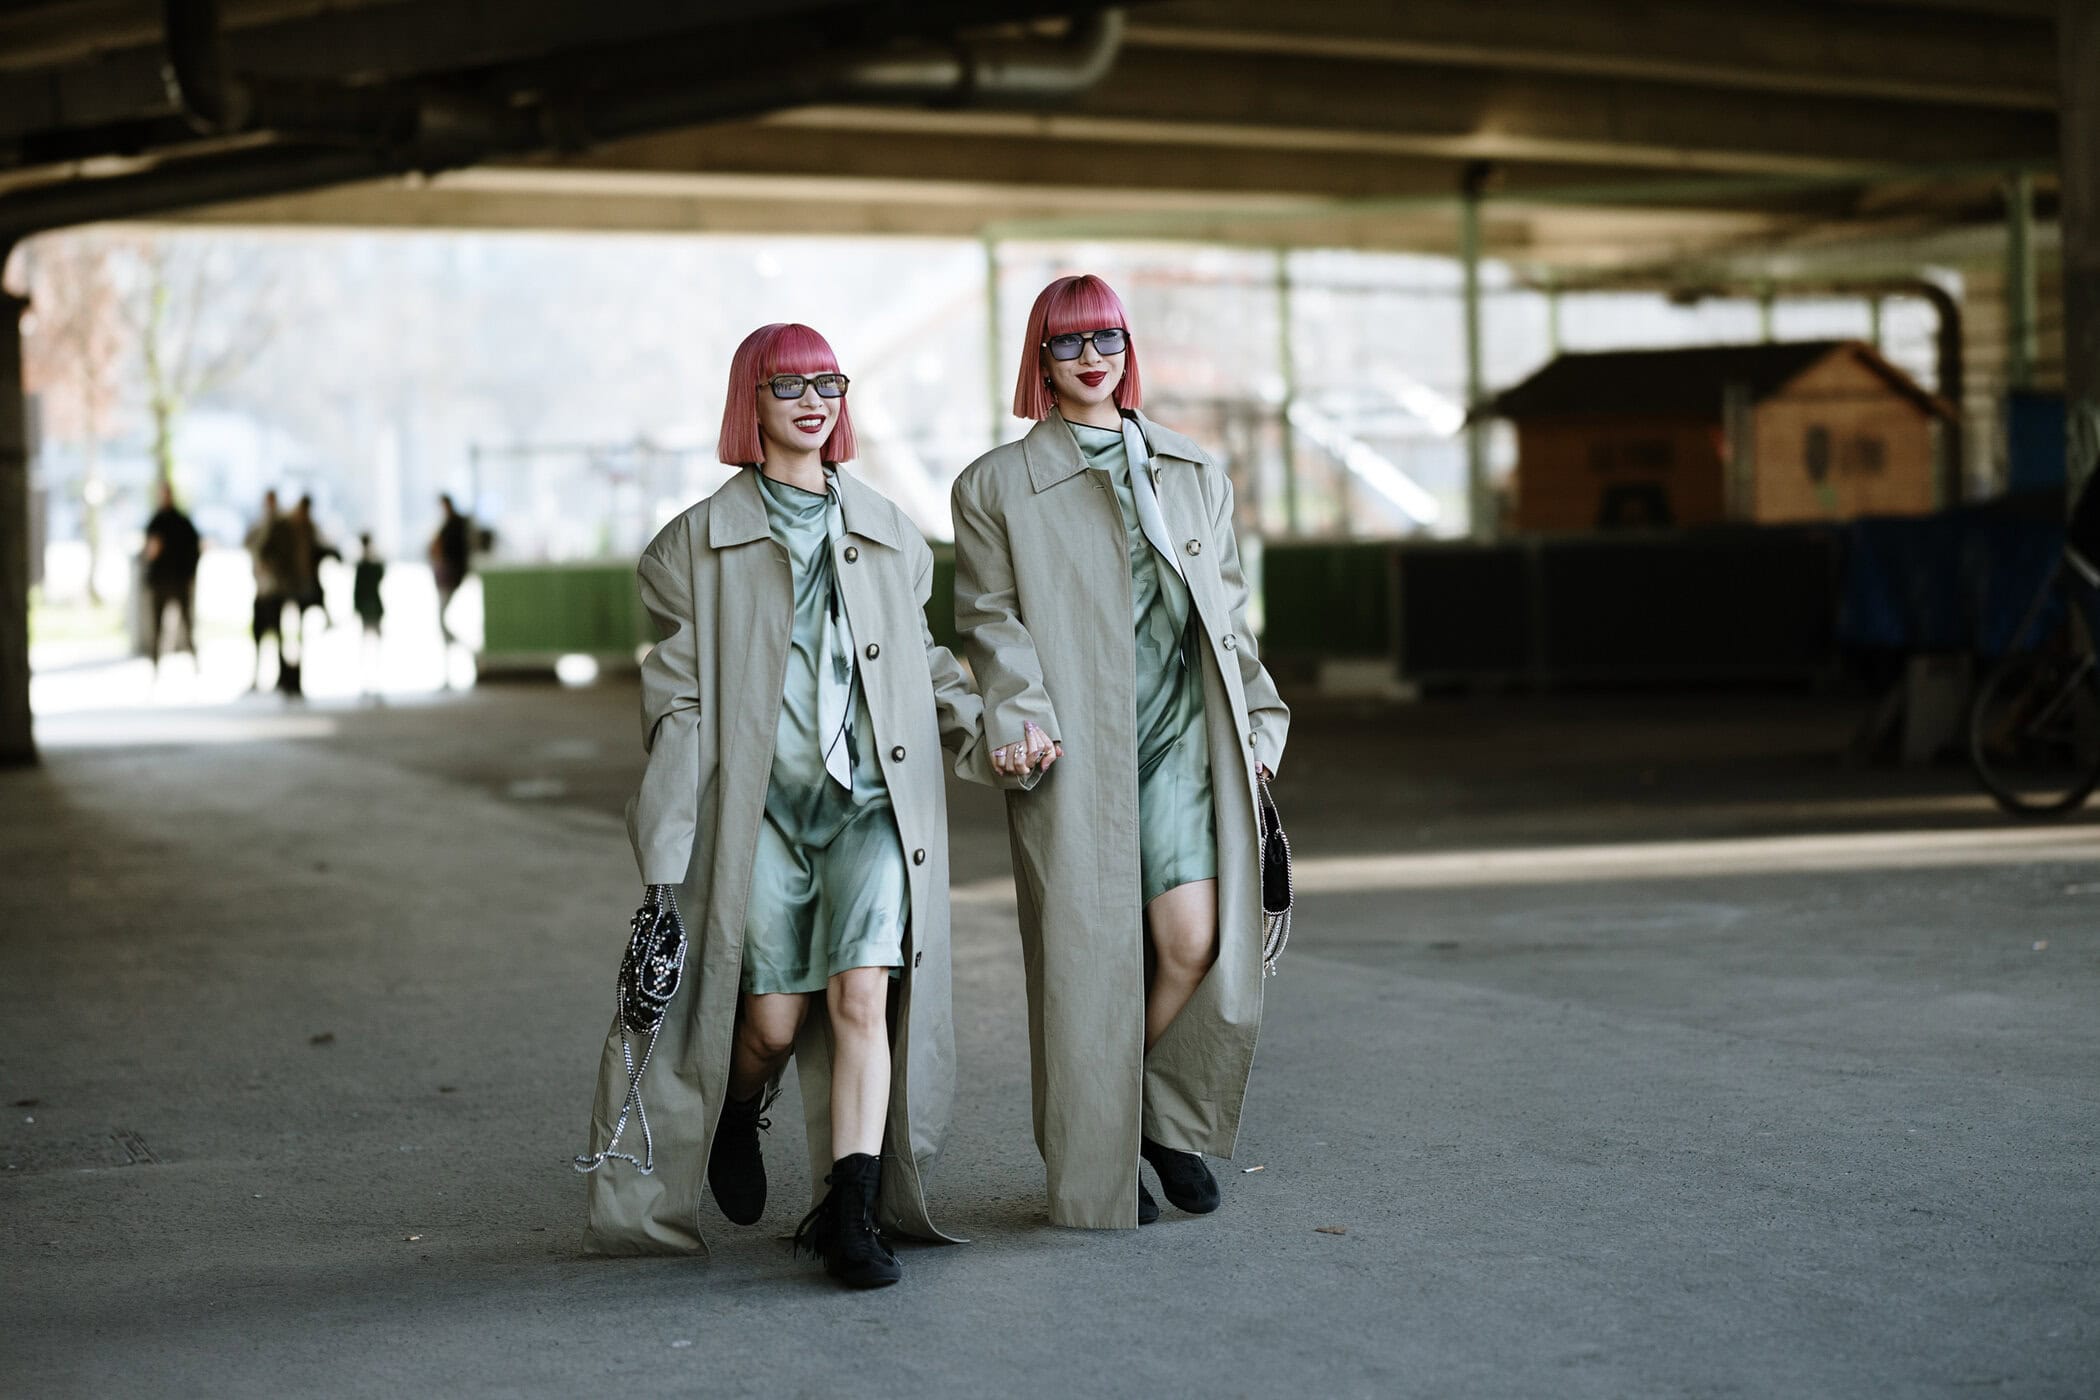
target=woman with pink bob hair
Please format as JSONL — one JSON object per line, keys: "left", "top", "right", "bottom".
{"left": 581, "top": 322, "right": 993, "bottom": 1288}
{"left": 951, "top": 274, "right": 1290, "bottom": 1229}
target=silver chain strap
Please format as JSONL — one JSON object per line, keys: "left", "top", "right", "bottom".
{"left": 574, "top": 886, "right": 686, "bottom": 1176}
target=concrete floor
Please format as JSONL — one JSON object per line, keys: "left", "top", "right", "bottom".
{"left": 2, "top": 681, "right": 2096, "bottom": 1399}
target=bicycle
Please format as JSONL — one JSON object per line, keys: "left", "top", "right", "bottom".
{"left": 1968, "top": 476, "right": 2100, "bottom": 817}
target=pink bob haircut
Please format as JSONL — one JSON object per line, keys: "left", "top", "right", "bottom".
{"left": 717, "top": 322, "right": 859, "bottom": 467}
{"left": 1012, "top": 274, "right": 1144, "bottom": 420}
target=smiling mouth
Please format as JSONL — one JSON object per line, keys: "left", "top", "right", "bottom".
{"left": 794, "top": 415, "right": 827, "bottom": 432}
{"left": 1077, "top": 371, "right": 1108, "bottom": 387}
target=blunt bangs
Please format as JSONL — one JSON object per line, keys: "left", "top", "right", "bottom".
{"left": 1012, "top": 274, "right": 1143, "bottom": 420}
{"left": 718, "top": 322, "right": 858, "bottom": 466}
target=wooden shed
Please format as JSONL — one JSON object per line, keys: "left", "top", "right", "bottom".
{"left": 1486, "top": 341, "right": 1955, "bottom": 532}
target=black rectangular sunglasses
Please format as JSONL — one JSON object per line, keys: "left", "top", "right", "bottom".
{"left": 1042, "top": 328, "right": 1128, "bottom": 361}
{"left": 767, "top": 373, "right": 850, "bottom": 399}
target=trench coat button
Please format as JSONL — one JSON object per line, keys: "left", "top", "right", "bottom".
{"left": 865, "top": 642, "right": 880, "bottom": 659}
{"left": 844, "top": 545, "right": 859, "bottom": 562}
{"left": 912, "top": 848, "right": 926, "bottom": 865}
{"left": 891, "top": 744, "right": 906, "bottom": 761}
{"left": 1247, "top": 733, "right": 1258, "bottom": 747}
{"left": 1185, "top": 539, "right": 1201, "bottom": 556}
{"left": 1223, "top": 634, "right": 1237, "bottom": 651}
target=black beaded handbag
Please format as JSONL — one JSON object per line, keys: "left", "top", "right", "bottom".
{"left": 573, "top": 886, "right": 688, "bottom": 1176}
{"left": 1258, "top": 773, "right": 1293, "bottom": 975}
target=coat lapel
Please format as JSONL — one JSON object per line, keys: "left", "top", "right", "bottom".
{"left": 831, "top": 466, "right": 905, "bottom": 551}
{"left": 1024, "top": 414, "right": 1091, "bottom": 493}
{"left": 706, "top": 468, "right": 771, "bottom": 549}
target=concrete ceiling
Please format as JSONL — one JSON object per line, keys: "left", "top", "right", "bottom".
{"left": 0, "top": 0, "right": 2069, "bottom": 274}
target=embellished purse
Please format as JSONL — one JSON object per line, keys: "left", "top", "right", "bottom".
{"left": 1258, "top": 772, "right": 1294, "bottom": 975}
{"left": 573, "top": 885, "right": 689, "bottom": 1175}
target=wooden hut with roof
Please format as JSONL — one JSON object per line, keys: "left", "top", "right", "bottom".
{"left": 1484, "top": 340, "right": 1956, "bottom": 533}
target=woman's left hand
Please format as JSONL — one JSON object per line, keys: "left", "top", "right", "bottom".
{"left": 1024, "top": 720, "right": 1063, "bottom": 772}
{"left": 992, "top": 720, "right": 1063, "bottom": 776}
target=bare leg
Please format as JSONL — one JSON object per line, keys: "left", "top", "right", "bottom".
{"left": 436, "top": 585, "right": 458, "bottom": 687}
{"left": 1144, "top": 878, "right": 1219, "bottom": 1051}
{"left": 826, "top": 966, "right": 892, "bottom": 1158}
{"left": 729, "top": 992, "right": 807, "bottom": 1102}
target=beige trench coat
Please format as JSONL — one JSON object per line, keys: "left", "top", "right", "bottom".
{"left": 951, "top": 410, "right": 1290, "bottom": 1229}
{"left": 582, "top": 466, "right": 987, "bottom": 1255}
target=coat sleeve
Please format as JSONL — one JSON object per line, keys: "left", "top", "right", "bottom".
{"left": 908, "top": 540, "right": 997, "bottom": 786}
{"left": 950, "top": 472, "right": 1054, "bottom": 791}
{"left": 1208, "top": 465, "right": 1290, "bottom": 777}
{"left": 628, "top": 540, "right": 704, "bottom": 886}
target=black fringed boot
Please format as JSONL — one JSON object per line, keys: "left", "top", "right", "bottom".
{"left": 707, "top": 1090, "right": 771, "bottom": 1226}
{"left": 1142, "top": 1136, "right": 1221, "bottom": 1214}
{"left": 792, "top": 1152, "right": 902, "bottom": 1289}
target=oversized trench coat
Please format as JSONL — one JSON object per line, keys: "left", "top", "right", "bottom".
{"left": 582, "top": 465, "right": 988, "bottom": 1255}
{"left": 951, "top": 410, "right": 1290, "bottom": 1229}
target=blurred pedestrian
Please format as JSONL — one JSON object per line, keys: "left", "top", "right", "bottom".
{"left": 142, "top": 480, "right": 201, "bottom": 676}
{"left": 353, "top": 531, "right": 385, "bottom": 699}
{"left": 289, "top": 494, "right": 342, "bottom": 632}
{"left": 428, "top": 493, "right": 471, "bottom": 686}
{"left": 243, "top": 489, "right": 297, "bottom": 692}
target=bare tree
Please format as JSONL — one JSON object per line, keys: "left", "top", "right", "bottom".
{"left": 18, "top": 233, "right": 134, "bottom": 603}
{"left": 124, "top": 236, "right": 280, "bottom": 494}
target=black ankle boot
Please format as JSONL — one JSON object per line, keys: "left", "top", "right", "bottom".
{"left": 707, "top": 1090, "right": 771, "bottom": 1226}
{"left": 792, "top": 1152, "right": 902, "bottom": 1289}
{"left": 1138, "top": 1180, "right": 1160, "bottom": 1226}
{"left": 1141, "top": 1136, "right": 1221, "bottom": 1214}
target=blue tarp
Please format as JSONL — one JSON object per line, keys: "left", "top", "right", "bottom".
{"left": 1837, "top": 506, "right": 2065, "bottom": 657}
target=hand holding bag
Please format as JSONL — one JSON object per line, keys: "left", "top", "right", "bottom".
{"left": 573, "top": 884, "right": 689, "bottom": 1175}
{"left": 1258, "top": 772, "right": 1293, "bottom": 975}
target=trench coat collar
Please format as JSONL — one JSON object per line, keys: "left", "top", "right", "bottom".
{"left": 1025, "top": 409, "right": 1207, "bottom": 494}
{"left": 707, "top": 464, "right": 904, "bottom": 551}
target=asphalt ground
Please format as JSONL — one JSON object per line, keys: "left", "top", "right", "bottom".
{"left": 2, "top": 682, "right": 2096, "bottom": 1399}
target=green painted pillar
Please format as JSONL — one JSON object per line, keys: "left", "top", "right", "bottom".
{"left": 1758, "top": 284, "right": 1776, "bottom": 342}
{"left": 1868, "top": 295, "right": 1884, "bottom": 352}
{"left": 0, "top": 286, "right": 33, "bottom": 766}
{"left": 2066, "top": 2, "right": 2100, "bottom": 498}
{"left": 1461, "top": 163, "right": 1491, "bottom": 540}
{"left": 983, "top": 237, "right": 1005, "bottom": 451}
{"left": 2007, "top": 170, "right": 2038, "bottom": 391}
{"left": 1273, "top": 248, "right": 1300, "bottom": 536}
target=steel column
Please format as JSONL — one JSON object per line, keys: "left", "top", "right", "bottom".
{"left": 2006, "top": 169, "right": 2038, "bottom": 391}
{"left": 1273, "top": 248, "right": 1301, "bottom": 536}
{"left": 2061, "top": 0, "right": 2100, "bottom": 497}
{"left": 1461, "top": 163, "right": 1490, "bottom": 539}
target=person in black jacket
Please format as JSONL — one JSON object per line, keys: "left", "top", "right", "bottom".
{"left": 143, "top": 481, "right": 202, "bottom": 675}
{"left": 429, "top": 493, "right": 472, "bottom": 688}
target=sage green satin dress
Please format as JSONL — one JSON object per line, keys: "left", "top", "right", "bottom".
{"left": 743, "top": 472, "right": 908, "bottom": 995}
{"left": 1068, "top": 419, "right": 1217, "bottom": 905}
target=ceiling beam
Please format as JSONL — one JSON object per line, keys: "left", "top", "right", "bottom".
{"left": 761, "top": 40, "right": 2055, "bottom": 180}
{"left": 548, "top": 123, "right": 1820, "bottom": 209}
{"left": 153, "top": 164, "right": 1837, "bottom": 265}
{"left": 0, "top": 0, "right": 1080, "bottom": 142}
{"left": 1125, "top": 0, "right": 2057, "bottom": 111}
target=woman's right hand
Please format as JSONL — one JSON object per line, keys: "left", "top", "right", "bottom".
{"left": 992, "top": 720, "right": 1062, "bottom": 777}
